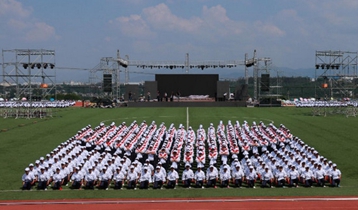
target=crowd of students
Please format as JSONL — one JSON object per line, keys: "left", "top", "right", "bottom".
{"left": 0, "top": 100, "right": 75, "bottom": 108}
{"left": 22, "top": 120, "right": 341, "bottom": 190}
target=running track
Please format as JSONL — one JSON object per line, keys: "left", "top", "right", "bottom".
{"left": 1, "top": 197, "right": 358, "bottom": 210}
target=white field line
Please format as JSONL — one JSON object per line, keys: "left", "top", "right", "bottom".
{"left": 1, "top": 197, "right": 358, "bottom": 206}
{"left": 186, "top": 107, "right": 189, "bottom": 130}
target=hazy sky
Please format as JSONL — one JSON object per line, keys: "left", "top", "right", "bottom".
{"left": 1, "top": 0, "right": 357, "bottom": 82}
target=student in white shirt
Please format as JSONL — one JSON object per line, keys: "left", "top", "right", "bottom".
{"left": 113, "top": 167, "right": 126, "bottom": 190}
{"left": 261, "top": 166, "right": 274, "bottom": 188}
{"left": 302, "top": 166, "right": 314, "bottom": 187}
{"left": 153, "top": 166, "right": 166, "bottom": 189}
{"left": 330, "top": 164, "right": 341, "bottom": 187}
{"left": 289, "top": 165, "right": 300, "bottom": 188}
{"left": 85, "top": 167, "right": 96, "bottom": 189}
{"left": 232, "top": 165, "right": 244, "bottom": 188}
{"left": 206, "top": 165, "right": 218, "bottom": 188}
{"left": 126, "top": 166, "right": 138, "bottom": 190}
{"left": 220, "top": 167, "right": 231, "bottom": 188}
{"left": 166, "top": 166, "right": 179, "bottom": 189}
{"left": 182, "top": 164, "right": 194, "bottom": 188}
{"left": 315, "top": 164, "right": 326, "bottom": 187}
{"left": 22, "top": 168, "right": 34, "bottom": 190}
{"left": 139, "top": 167, "right": 152, "bottom": 189}
{"left": 70, "top": 167, "right": 83, "bottom": 189}
{"left": 275, "top": 166, "right": 287, "bottom": 188}
{"left": 52, "top": 168, "right": 64, "bottom": 190}
{"left": 194, "top": 166, "right": 206, "bottom": 188}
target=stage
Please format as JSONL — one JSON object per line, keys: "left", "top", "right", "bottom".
{"left": 126, "top": 101, "right": 248, "bottom": 107}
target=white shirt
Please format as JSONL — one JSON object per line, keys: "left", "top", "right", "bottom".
{"left": 232, "top": 169, "right": 245, "bottom": 179}
{"left": 167, "top": 170, "right": 179, "bottom": 181}
{"left": 85, "top": 171, "right": 96, "bottom": 182}
{"left": 315, "top": 168, "right": 326, "bottom": 179}
{"left": 99, "top": 171, "right": 111, "bottom": 181}
{"left": 302, "top": 170, "right": 313, "bottom": 180}
{"left": 113, "top": 171, "right": 126, "bottom": 182}
{"left": 275, "top": 170, "right": 287, "bottom": 181}
{"left": 194, "top": 170, "right": 206, "bottom": 181}
{"left": 38, "top": 172, "right": 48, "bottom": 182}
{"left": 220, "top": 170, "right": 231, "bottom": 181}
{"left": 182, "top": 169, "right": 194, "bottom": 180}
{"left": 262, "top": 170, "right": 274, "bottom": 181}
{"left": 22, "top": 173, "right": 33, "bottom": 182}
{"left": 71, "top": 172, "right": 83, "bottom": 182}
{"left": 139, "top": 171, "right": 152, "bottom": 182}
{"left": 289, "top": 169, "right": 299, "bottom": 179}
{"left": 127, "top": 170, "right": 138, "bottom": 181}
{"left": 52, "top": 173, "right": 63, "bottom": 182}
{"left": 206, "top": 170, "right": 218, "bottom": 180}
{"left": 330, "top": 169, "right": 341, "bottom": 180}
{"left": 153, "top": 171, "right": 166, "bottom": 182}
{"left": 246, "top": 170, "right": 257, "bottom": 180}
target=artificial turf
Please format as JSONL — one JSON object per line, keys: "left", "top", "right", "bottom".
{"left": 0, "top": 106, "right": 357, "bottom": 200}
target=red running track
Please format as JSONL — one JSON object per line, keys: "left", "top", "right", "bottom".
{"left": 1, "top": 197, "right": 358, "bottom": 210}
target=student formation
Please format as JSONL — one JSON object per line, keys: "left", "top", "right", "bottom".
{"left": 22, "top": 120, "right": 341, "bottom": 190}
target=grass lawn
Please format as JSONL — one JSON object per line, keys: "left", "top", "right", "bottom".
{"left": 0, "top": 107, "right": 357, "bottom": 200}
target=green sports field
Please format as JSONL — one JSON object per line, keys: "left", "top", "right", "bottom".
{"left": 0, "top": 107, "right": 357, "bottom": 200}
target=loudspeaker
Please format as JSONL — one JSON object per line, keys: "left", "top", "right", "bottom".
{"left": 260, "top": 74, "right": 270, "bottom": 92}
{"left": 217, "top": 81, "right": 230, "bottom": 101}
{"left": 235, "top": 84, "right": 248, "bottom": 101}
{"left": 103, "top": 74, "right": 112, "bottom": 93}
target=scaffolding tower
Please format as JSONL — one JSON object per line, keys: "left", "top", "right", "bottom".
{"left": 1, "top": 49, "right": 56, "bottom": 100}
{"left": 315, "top": 50, "right": 358, "bottom": 99}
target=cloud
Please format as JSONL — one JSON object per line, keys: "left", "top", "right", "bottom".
{"left": 110, "top": 14, "right": 155, "bottom": 39}
{"left": 143, "top": 3, "right": 203, "bottom": 33}
{"left": 25, "top": 22, "right": 56, "bottom": 42}
{"left": 111, "top": 3, "right": 284, "bottom": 41}
{"left": 0, "top": 0, "right": 32, "bottom": 18}
{"left": 0, "top": 0, "right": 58, "bottom": 42}
{"left": 254, "top": 21, "right": 285, "bottom": 37}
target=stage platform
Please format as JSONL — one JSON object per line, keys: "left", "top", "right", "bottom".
{"left": 125, "top": 101, "right": 248, "bottom": 107}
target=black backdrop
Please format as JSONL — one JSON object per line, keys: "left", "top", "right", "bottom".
{"left": 155, "top": 74, "right": 219, "bottom": 97}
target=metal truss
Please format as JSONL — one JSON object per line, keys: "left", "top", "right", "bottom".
{"left": 1, "top": 49, "right": 56, "bottom": 100}
{"left": 315, "top": 50, "right": 358, "bottom": 99}
{"left": 86, "top": 50, "right": 272, "bottom": 100}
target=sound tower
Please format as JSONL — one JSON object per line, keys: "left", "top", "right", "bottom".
{"left": 260, "top": 74, "right": 270, "bottom": 92}
{"left": 103, "top": 74, "right": 112, "bottom": 93}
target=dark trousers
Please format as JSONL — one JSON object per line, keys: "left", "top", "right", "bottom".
{"left": 114, "top": 181, "right": 123, "bottom": 189}
{"left": 22, "top": 181, "right": 32, "bottom": 190}
{"left": 304, "top": 179, "right": 312, "bottom": 187}
{"left": 234, "top": 179, "right": 243, "bottom": 187}
{"left": 153, "top": 180, "right": 163, "bottom": 189}
{"left": 53, "top": 181, "right": 62, "bottom": 189}
{"left": 72, "top": 181, "right": 81, "bottom": 189}
{"left": 261, "top": 180, "right": 272, "bottom": 188}
{"left": 184, "top": 179, "right": 192, "bottom": 188}
{"left": 332, "top": 179, "right": 340, "bottom": 187}
{"left": 99, "top": 180, "right": 109, "bottom": 189}
{"left": 196, "top": 180, "right": 204, "bottom": 188}
{"left": 63, "top": 176, "right": 69, "bottom": 185}
{"left": 277, "top": 179, "right": 285, "bottom": 187}
{"left": 221, "top": 180, "right": 229, "bottom": 187}
{"left": 290, "top": 178, "right": 298, "bottom": 187}
{"left": 247, "top": 179, "right": 255, "bottom": 188}
{"left": 86, "top": 180, "right": 95, "bottom": 189}
{"left": 206, "top": 179, "right": 217, "bottom": 188}
{"left": 140, "top": 180, "right": 149, "bottom": 189}
{"left": 127, "top": 180, "right": 136, "bottom": 189}
{"left": 37, "top": 181, "right": 47, "bottom": 190}
{"left": 317, "top": 178, "right": 325, "bottom": 187}
{"left": 167, "top": 180, "right": 176, "bottom": 189}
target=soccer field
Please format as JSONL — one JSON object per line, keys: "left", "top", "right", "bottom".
{"left": 0, "top": 107, "right": 357, "bottom": 200}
